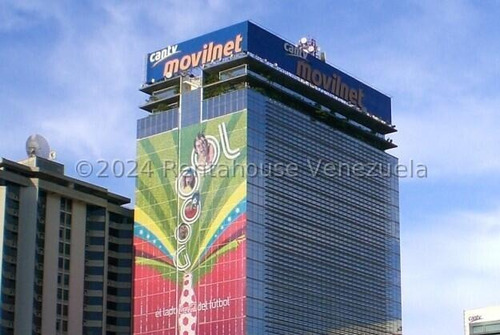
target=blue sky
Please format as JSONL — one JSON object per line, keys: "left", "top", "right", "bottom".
{"left": 1, "top": 1, "right": 500, "bottom": 334}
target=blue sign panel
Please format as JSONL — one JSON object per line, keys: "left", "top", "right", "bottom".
{"left": 145, "top": 21, "right": 391, "bottom": 123}
{"left": 245, "top": 22, "right": 391, "bottom": 123}
{"left": 146, "top": 22, "right": 248, "bottom": 83}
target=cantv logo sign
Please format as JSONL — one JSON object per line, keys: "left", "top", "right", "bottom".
{"left": 283, "top": 42, "right": 308, "bottom": 60}
{"left": 149, "top": 45, "right": 180, "bottom": 67}
{"left": 468, "top": 315, "right": 482, "bottom": 323}
{"left": 149, "top": 34, "right": 244, "bottom": 79}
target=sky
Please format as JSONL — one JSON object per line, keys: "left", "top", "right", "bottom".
{"left": 1, "top": 0, "right": 500, "bottom": 334}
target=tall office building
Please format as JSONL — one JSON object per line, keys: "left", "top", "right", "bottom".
{"left": 465, "top": 306, "right": 500, "bottom": 335}
{"left": 0, "top": 156, "right": 134, "bottom": 335}
{"left": 133, "top": 21, "right": 401, "bottom": 335}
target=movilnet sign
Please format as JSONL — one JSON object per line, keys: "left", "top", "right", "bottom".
{"left": 163, "top": 34, "right": 243, "bottom": 78}
{"left": 145, "top": 21, "right": 392, "bottom": 123}
{"left": 283, "top": 42, "right": 366, "bottom": 112}
{"left": 296, "top": 60, "right": 365, "bottom": 109}
{"left": 146, "top": 22, "right": 248, "bottom": 83}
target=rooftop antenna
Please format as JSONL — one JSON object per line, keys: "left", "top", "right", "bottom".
{"left": 25, "top": 134, "right": 56, "bottom": 160}
{"left": 297, "top": 37, "right": 326, "bottom": 61}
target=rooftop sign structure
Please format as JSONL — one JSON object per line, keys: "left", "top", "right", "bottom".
{"left": 145, "top": 21, "right": 392, "bottom": 124}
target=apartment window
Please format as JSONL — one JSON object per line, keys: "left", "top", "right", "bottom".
{"left": 56, "top": 197, "right": 72, "bottom": 334}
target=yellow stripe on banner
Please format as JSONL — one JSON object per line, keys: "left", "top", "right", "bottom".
{"left": 135, "top": 207, "right": 176, "bottom": 258}
{"left": 192, "top": 182, "right": 246, "bottom": 266}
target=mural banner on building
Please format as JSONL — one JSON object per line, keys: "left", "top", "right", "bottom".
{"left": 133, "top": 110, "right": 247, "bottom": 334}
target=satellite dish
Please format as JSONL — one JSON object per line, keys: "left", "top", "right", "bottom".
{"left": 26, "top": 134, "right": 51, "bottom": 159}
{"left": 300, "top": 37, "right": 308, "bottom": 44}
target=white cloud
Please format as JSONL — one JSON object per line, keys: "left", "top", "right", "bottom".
{"left": 1, "top": 0, "right": 266, "bottom": 159}
{"left": 0, "top": 0, "right": 266, "bottom": 198}
{"left": 339, "top": 1, "right": 500, "bottom": 180}
{"left": 393, "top": 95, "right": 500, "bottom": 179}
{"left": 402, "top": 205, "right": 500, "bottom": 335}
{"left": 0, "top": 0, "right": 62, "bottom": 32}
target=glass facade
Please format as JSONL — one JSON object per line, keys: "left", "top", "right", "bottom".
{"left": 133, "top": 85, "right": 248, "bottom": 334}
{"left": 470, "top": 322, "right": 500, "bottom": 335}
{"left": 134, "top": 84, "right": 401, "bottom": 334}
{"left": 137, "top": 108, "right": 179, "bottom": 139}
{"left": 135, "top": 22, "right": 401, "bottom": 333}
{"left": 245, "top": 89, "right": 401, "bottom": 334}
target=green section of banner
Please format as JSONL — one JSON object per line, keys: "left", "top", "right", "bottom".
{"left": 135, "top": 109, "right": 247, "bottom": 284}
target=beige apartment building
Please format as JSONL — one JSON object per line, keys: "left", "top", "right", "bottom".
{"left": 0, "top": 156, "right": 133, "bottom": 335}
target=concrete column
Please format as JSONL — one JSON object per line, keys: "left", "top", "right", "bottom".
{"left": 41, "top": 193, "right": 60, "bottom": 335}
{"left": 14, "top": 185, "right": 37, "bottom": 335}
{"left": 0, "top": 186, "right": 6, "bottom": 315}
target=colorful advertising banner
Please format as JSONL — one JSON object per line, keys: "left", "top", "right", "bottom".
{"left": 145, "top": 21, "right": 391, "bottom": 123}
{"left": 133, "top": 110, "right": 247, "bottom": 334}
